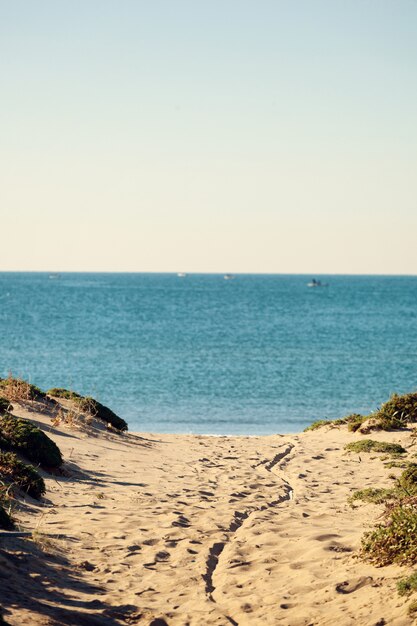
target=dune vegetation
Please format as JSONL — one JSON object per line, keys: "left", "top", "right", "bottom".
{"left": 305, "top": 391, "right": 417, "bottom": 433}
{"left": 0, "top": 376, "right": 126, "bottom": 532}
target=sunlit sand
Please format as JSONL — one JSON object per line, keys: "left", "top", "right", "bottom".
{"left": 1, "top": 399, "right": 414, "bottom": 625}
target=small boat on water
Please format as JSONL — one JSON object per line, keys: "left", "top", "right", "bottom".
{"left": 224, "top": 274, "right": 235, "bottom": 280}
{"left": 177, "top": 272, "right": 187, "bottom": 277}
{"left": 307, "top": 278, "right": 328, "bottom": 288}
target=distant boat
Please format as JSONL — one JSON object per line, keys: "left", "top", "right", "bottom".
{"left": 49, "top": 273, "right": 60, "bottom": 280}
{"left": 177, "top": 272, "right": 187, "bottom": 277}
{"left": 224, "top": 274, "right": 235, "bottom": 280}
{"left": 307, "top": 278, "right": 328, "bottom": 288}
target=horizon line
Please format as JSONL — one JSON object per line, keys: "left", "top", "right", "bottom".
{"left": 1, "top": 270, "right": 417, "bottom": 277}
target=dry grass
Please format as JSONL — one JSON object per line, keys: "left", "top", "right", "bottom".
{"left": 0, "top": 375, "right": 46, "bottom": 406}
{"left": 31, "top": 530, "right": 61, "bottom": 553}
{"left": 51, "top": 405, "right": 94, "bottom": 431}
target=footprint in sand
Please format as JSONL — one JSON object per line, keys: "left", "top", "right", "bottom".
{"left": 313, "top": 533, "right": 341, "bottom": 542}
{"left": 126, "top": 544, "right": 142, "bottom": 552}
{"left": 172, "top": 514, "right": 191, "bottom": 528}
{"left": 335, "top": 576, "right": 374, "bottom": 594}
{"left": 155, "top": 551, "right": 170, "bottom": 562}
{"left": 143, "top": 538, "right": 159, "bottom": 546}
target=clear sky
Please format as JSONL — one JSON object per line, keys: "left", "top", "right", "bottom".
{"left": 1, "top": 1, "right": 416, "bottom": 273}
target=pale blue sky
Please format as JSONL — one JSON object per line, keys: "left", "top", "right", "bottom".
{"left": 1, "top": 1, "right": 416, "bottom": 273}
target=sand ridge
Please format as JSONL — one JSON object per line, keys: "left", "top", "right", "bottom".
{"left": 0, "top": 403, "right": 415, "bottom": 625}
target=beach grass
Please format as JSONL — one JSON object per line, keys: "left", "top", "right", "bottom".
{"left": 48, "top": 387, "right": 128, "bottom": 431}
{"left": 344, "top": 440, "right": 406, "bottom": 455}
{"left": 304, "top": 391, "right": 417, "bottom": 434}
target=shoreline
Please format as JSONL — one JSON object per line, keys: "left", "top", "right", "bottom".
{"left": 1, "top": 399, "right": 415, "bottom": 625}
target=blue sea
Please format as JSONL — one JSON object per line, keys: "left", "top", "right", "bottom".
{"left": 0, "top": 273, "right": 416, "bottom": 435}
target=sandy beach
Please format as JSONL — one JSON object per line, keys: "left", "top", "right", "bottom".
{"left": 1, "top": 399, "right": 415, "bottom": 625}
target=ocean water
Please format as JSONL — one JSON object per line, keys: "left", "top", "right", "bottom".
{"left": 0, "top": 272, "right": 416, "bottom": 435}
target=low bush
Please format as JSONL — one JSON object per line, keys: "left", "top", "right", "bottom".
{"left": 304, "top": 413, "right": 367, "bottom": 432}
{"left": 397, "top": 464, "right": 417, "bottom": 496}
{"left": 304, "top": 391, "right": 417, "bottom": 434}
{"left": 48, "top": 388, "right": 128, "bottom": 431}
{"left": 47, "top": 388, "right": 81, "bottom": 400}
{"left": 344, "top": 414, "right": 367, "bottom": 432}
{"left": 384, "top": 460, "right": 409, "bottom": 469}
{"left": 86, "top": 398, "right": 127, "bottom": 431}
{"left": 0, "top": 377, "right": 46, "bottom": 403}
{"left": 349, "top": 487, "right": 395, "bottom": 505}
{"left": 0, "top": 414, "right": 62, "bottom": 468}
{"left": 397, "top": 571, "right": 417, "bottom": 597}
{"left": 304, "top": 413, "right": 368, "bottom": 432}
{"left": 304, "top": 419, "right": 330, "bottom": 432}
{"left": 360, "top": 498, "right": 417, "bottom": 566}
{"left": 0, "top": 452, "right": 45, "bottom": 499}
{"left": 374, "top": 392, "right": 417, "bottom": 429}
{"left": 345, "top": 440, "right": 406, "bottom": 455}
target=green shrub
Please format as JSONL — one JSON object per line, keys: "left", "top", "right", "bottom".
{"left": 47, "top": 388, "right": 82, "bottom": 400}
{"left": 398, "top": 464, "right": 417, "bottom": 496}
{"left": 48, "top": 388, "right": 128, "bottom": 431}
{"left": 384, "top": 460, "right": 410, "bottom": 469}
{"left": 397, "top": 571, "right": 417, "bottom": 596}
{"left": 0, "top": 414, "right": 62, "bottom": 468}
{"left": 349, "top": 487, "right": 395, "bottom": 505}
{"left": 344, "top": 414, "right": 367, "bottom": 432}
{"left": 325, "top": 413, "right": 366, "bottom": 431}
{"left": 304, "top": 419, "right": 331, "bottom": 432}
{"left": 373, "top": 392, "right": 417, "bottom": 429}
{"left": 0, "top": 452, "right": 45, "bottom": 499}
{"left": 87, "top": 398, "right": 127, "bottom": 431}
{"left": 361, "top": 498, "right": 417, "bottom": 566}
{"left": 345, "top": 439, "right": 406, "bottom": 455}
{"left": 304, "top": 413, "right": 367, "bottom": 432}
{"left": 0, "top": 504, "right": 14, "bottom": 530}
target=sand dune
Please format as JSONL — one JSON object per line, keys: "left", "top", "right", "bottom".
{"left": 0, "top": 403, "right": 415, "bottom": 625}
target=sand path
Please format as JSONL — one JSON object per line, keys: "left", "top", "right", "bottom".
{"left": 0, "top": 404, "right": 414, "bottom": 625}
